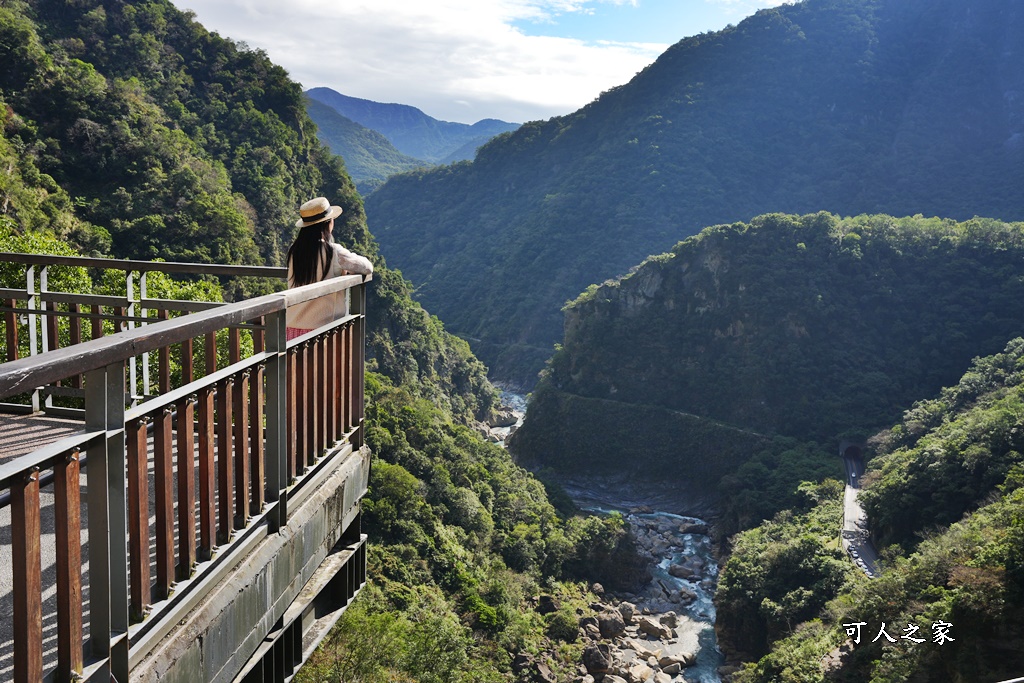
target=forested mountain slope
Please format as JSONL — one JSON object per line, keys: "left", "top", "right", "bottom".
{"left": 305, "top": 87, "right": 519, "bottom": 163}
{"left": 1, "top": 2, "right": 637, "bottom": 678}
{"left": 305, "top": 97, "right": 426, "bottom": 195}
{"left": 717, "top": 340, "right": 1024, "bottom": 681}
{"left": 510, "top": 212, "right": 1024, "bottom": 529}
{"left": 366, "top": 0, "right": 1024, "bottom": 385}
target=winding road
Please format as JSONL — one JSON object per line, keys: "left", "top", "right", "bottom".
{"left": 841, "top": 453, "right": 880, "bottom": 577}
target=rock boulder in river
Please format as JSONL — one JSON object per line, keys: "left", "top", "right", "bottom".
{"left": 582, "top": 644, "right": 613, "bottom": 675}
{"left": 598, "top": 610, "right": 626, "bottom": 638}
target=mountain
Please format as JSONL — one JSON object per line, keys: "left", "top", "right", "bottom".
{"left": 717, "top": 340, "right": 1024, "bottom": 680}
{"left": 1, "top": 1, "right": 632, "bottom": 679}
{"left": 364, "top": 0, "right": 1024, "bottom": 386}
{"left": 305, "top": 97, "right": 427, "bottom": 195}
{"left": 305, "top": 87, "right": 519, "bottom": 163}
{"left": 509, "top": 212, "right": 1024, "bottom": 529}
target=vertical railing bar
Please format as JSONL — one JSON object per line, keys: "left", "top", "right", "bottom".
{"left": 205, "top": 330, "right": 217, "bottom": 378}
{"left": 127, "top": 271, "right": 138, "bottom": 403}
{"left": 4, "top": 297, "right": 19, "bottom": 362}
{"left": 12, "top": 467, "right": 43, "bottom": 683}
{"left": 181, "top": 335, "right": 194, "bottom": 385}
{"left": 198, "top": 386, "right": 216, "bottom": 560}
{"left": 345, "top": 322, "right": 355, "bottom": 435}
{"left": 316, "top": 337, "right": 326, "bottom": 457}
{"left": 342, "top": 321, "right": 350, "bottom": 432}
{"left": 90, "top": 303, "right": 103, "bottom": 341}
{"left": 229, "top": 327, "right": 241, "bottom": 366}
{"left": 127, "top": 418, "right": 151, "bottom": 622}
{"left": 155, "top": 407, "right": 174, "bottom": 599}
{"left": 294, "top": 348, "right": 306, "bottom": 478}
{"left": 250, "top": 362, "right": 265, "bottom": 515}
{"left": 265, "top": 311, "right": 287, "bottom": 531}
{"left": 158, "top": 308, "right": 171, "bottom": 395}
{"left": 233, "top": 369, "right": 250, "bottom": 529}
{"left": 178, "top": 397, "right": 197, "bottom": 579}
{"left": 216, "top": 377, "right": 234, "bottom": 544}
{"left": 55, "top": 450, "right": 84, "bottom": 680}
{"left": 140, "top": 271, "right": 151, "bottom": 397}
{"left": 327, "top": 331, "right": 337, "bottom": 444}
{"left": 70, "top": 302, "right": 82, "bottom": 388}
{"left": 305, "top": 342, "right": 315, "bottom": 467}
{"left": 354, "top": 284, "right": 366, "bottom": 447}
{"left": 85, "top": 361, "right": 130, "bottom": 681}
{"left": 27, "top": 265, "right": 39, "bottom": 411}
{"left": 287, "top": 348, "right": 296, "bottom": 482}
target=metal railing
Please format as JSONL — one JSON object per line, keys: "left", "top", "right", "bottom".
{"left": 0, "top": 253, "right": 369, "bottom": 682}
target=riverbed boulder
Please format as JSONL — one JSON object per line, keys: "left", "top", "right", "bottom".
{"left": 626, "top": 661, "right": 654, "bottom": 682}
{"left": 678, "top": 520, "right": 709, "bottom": 535}
{"left": 659, "top": 612, "right": 678, "bottom": 629}
{"left": 618, "top": 601, "right": 636, "bottom": 625}
{"left": 668, "top": 563, "right": 698, "bottom": 580}
{"left": 598, "top": 610, "right": 626, "bottom": 638}
{"left": 487, "top": 407, "right": 518, "bottom": 427}
{"left": 637, "top": 616, "right": 673, "bottom": 639}
{"left": 582, "top": 644, "right": 613, "bottom": 675}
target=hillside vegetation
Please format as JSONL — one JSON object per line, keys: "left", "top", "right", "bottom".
{"left": 0, "top": 0, "right": 637, "bottom": 678}
{"left": 511, "top": 212, "right": 1024, "bottom": 531}
{"left": 365, "top": 0, "right": 1024, "bottom": 385}
{"left": 717, "top": 340, "right": 1024, "bottom": 682}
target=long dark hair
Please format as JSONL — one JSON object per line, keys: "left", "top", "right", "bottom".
{"left": 287, "top": 221, "right": 332, "bottom": 287}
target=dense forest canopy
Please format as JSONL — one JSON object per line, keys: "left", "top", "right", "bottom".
{"left": 1, "top": 1, "right": 644, "bottom": 678}
{"left": 366, "top": 0, "right": 1024, "bottom": 386}
{"left": 511, "top": 212, "right": 1024, "bottom": 531}
{"left": 717, "top": 341, "right": 1024, "bottom": 682}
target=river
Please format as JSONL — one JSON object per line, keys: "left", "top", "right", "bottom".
{"left": 497, "top": 389, "right": 724, "bottom": 683}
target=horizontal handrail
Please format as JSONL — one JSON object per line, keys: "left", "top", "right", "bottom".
{"left": 0, "top": 252, "right": 287, "bottom": 278}
{"left": 0, "top": 273, "right": 369, "bottom": 399}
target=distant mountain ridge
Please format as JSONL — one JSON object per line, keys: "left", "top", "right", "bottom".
{"left": 305, "top": 87, "right": 519, "bottom": 163}
{"left": 364, "top": 0, "right": 1024, "bottom": 386}
{"left": 305, "top": 97, "right": 426, "bottom": 195}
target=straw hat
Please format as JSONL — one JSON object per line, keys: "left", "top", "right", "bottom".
{"left": 294, "top": 196, "right": 343, "bottom": 229}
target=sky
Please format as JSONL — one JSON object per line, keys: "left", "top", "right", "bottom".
{"left": 170, "top": 0, "right": 792, "bottom": 124}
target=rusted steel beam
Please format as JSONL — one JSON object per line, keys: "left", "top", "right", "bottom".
{"left": 127, "top": 418, "right": 151, "bottom": 621}
{"left": 198, "top": 387, "right": 216, "bottom": 560}
{"left": 177, "top": 397, "right": 197, "bottom": 579}
{"left": 155, "top": 408, "right": 174, "bottom": 599}
{"left": 216, "top": 378, "right": 234, "bottom": 545}
{"left": 234, "top": 370, "right": 250, "bottom": 530}
{"left": 12, "top": 468, "right": 42, "bottom": 683}
{"left": 54, "top": 451, "right": 84, "bottom": 679}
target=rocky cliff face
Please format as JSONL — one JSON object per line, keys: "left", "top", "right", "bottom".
{"left": 512, "top": 212, "right": 1024, "bottom": 491}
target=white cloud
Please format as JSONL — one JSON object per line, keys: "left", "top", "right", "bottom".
{"left": 172, "top": 0, "right": 666, "bottom": 123}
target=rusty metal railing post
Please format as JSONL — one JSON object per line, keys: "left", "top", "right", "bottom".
{"left": 85, "top": 361, "right": 130, "bottom": 681}
{"left": 265, "top": 309, "right": 288, "bottom": 531}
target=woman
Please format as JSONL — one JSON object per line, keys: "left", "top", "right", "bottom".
{"left": 286, "top": 197, "right": 373, "bottom": 341}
